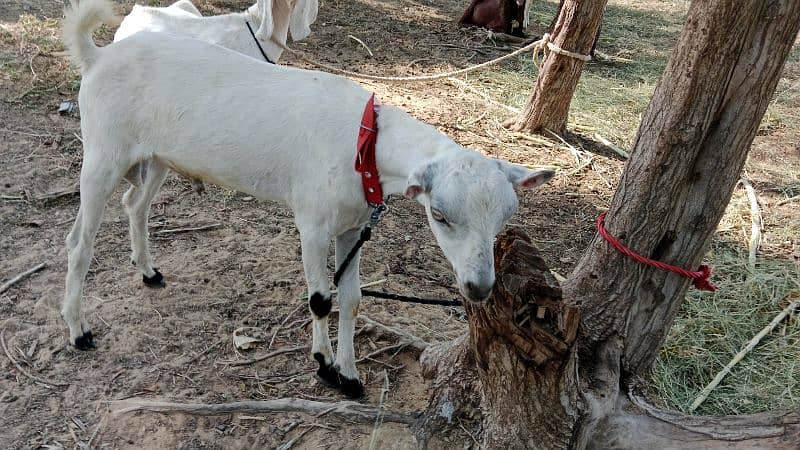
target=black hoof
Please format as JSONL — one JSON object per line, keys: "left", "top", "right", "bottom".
{"left": 339, "top": 376, "right": 365, "bottom": 398}
{"left": 143, "top": 269, "right": 165, "bottom": 288}
{"left": 74, "top": 331, "right": 95, "bottom": 350}
{"left": 313, "top": 353, "right": 364, "bottom": 398}
{"left": 314, "top": 353, "right": 341, "bottom": 388}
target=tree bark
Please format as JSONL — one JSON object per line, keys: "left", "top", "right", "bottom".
{"left": 566, "top": 0, "right": 800, "bottom": 378}
{"left": 505, "top": 0, "right": 607, "bottom": 134}
{"left": 420, "top": 0, "right": 800, "bottom": 448}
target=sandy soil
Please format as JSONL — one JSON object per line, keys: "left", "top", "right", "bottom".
{"left": 1, "top": 0, "right": 797, "bottom": 448}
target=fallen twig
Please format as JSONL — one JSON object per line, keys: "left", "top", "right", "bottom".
{"left": 86, "top": 413, "right": 107, "bottom": 450}
{"left": 358, "top": 315, "right": 429, "bottom": 351}
{"left": 368, "top": 370, "right": 390, "bottom": 450}
{"left": 740, "top": 178, "right": 762, "bottom": 270}
{"left": 182, "top": 340, "right": 223, "bottom": 366}
{"left": 222, "top": 344, "right": 308, "bottom": 367}
{"left": 776, "top": 194, "right": 800, "bottom": 206}
{"left": 111, "top": 397, "right": 417, "bottom": 424}
{"left": 689, "top": 299, "right": 800, "bottom": 412}
{"left": 1, "top": 262, "right": 47, "bottom": 294}
{"left": 357, "top": 343, "right": 407, "bottom": 363}
{"left": 32, "top": 184, "right": 80, "bottom": 203}
{"left": 347, "top": 35, "right": 373, "bottom": 57}
{"left": 268, "top": 302, "right": 306, "bottom": 350}
{"left": 1, "top": 332, "right": 69, "bottom": 387}
{"left": 152, "top": 223, "right": 222, "bottom": 235}
{"left": 593, "top": 132, "right": 630, "bottom": 159}
{"left": 545, "top": 129, "right": 583, "bottom": 163}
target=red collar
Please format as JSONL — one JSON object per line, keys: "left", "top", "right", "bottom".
{"left": 355, "top": 93, "right": 384, "bottom": 206}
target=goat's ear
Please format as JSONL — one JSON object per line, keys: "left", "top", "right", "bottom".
{"left": 255, "top": 0, "right": 274, "bottom": 40}
{"left": 497, "top": 160, "right": 555, "bottom": 189}
{"left": 405, "top": 164, "right": 436, "bottom": 199}
{"left": 289, "top": 0, "right": 318, "bottom": 41}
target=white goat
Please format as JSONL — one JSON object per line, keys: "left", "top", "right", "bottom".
{"left": 114, "top": 0, "right": 318, "bottom": 63}
{"left": 62, "top": 0, "right": 554, "bottom": 398}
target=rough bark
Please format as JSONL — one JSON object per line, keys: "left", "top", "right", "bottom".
{"left": 505, "top": 0, "right": 607, "bottom": 134}
{"left": 420, "top": 0, "right": 800, "bottom": 448}
{"left": 566, "top": 0, "right": 800, "bottom": 378}
{"left": 418, "top": 229, "right": 581, "bottom": 448}
{"left": 465, "top": 229, "right": 580, "bottom": 448}
{"left": 548, "top": 0, "right": 602, "bottom": 56}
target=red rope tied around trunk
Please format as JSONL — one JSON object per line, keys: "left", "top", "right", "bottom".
{"left": 597, "top": 212, "right": 717, "bottom": 292}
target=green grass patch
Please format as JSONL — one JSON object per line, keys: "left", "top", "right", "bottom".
{"left": 651, "top": 246, "right": 800, "bottom": 415}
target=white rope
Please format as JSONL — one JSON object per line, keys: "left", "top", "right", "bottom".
{"left": 532, "top": 33, "right": 592, "bottom": 68}
{"left": 275, "top": 32, "right": 591, "bottom": 83}
{"left": 542, "top": 33, "right": 592, "bottom": 62}
{"left": 278, "top": 38, "right": 545, "bottom": 82}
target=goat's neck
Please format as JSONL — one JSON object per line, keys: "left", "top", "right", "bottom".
{"left": 188, "top": 4, "right": 287, "bottom": 51}
{"left": 375, "top": 106, "right": 462, "bottom": 195}
{"left": 194, "top": 11, "right": 257, "bottom": 49}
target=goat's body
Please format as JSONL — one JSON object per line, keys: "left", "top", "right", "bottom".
{"left": 80, "top": 32, "right": 435, "bottom": 232}
{"left": 62, "top": 0, "right": 552, "bottom": 398}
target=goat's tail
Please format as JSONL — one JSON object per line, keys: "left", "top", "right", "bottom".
{"left": 62, "top": 0, "right": 117, "bottom": 72}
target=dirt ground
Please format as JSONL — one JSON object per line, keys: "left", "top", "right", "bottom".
{"left": 1, "top": 0, "right": 798, "bottom": 448}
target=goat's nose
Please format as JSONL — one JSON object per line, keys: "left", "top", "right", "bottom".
{"left": 465, "top": 281, "right": 493, "bottom": 302}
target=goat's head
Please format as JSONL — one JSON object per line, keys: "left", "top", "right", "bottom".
{"left": 405, "top": 152, "right": 554, "bottom": 303}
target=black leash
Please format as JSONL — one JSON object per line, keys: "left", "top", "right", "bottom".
{"left": 361, "top": 289, "right": 462, "bottom": 307}
{"left": 245, "top": 21, "right": 275, "bottom": 64}
{"left": 333, "top": 204, "right": 462, "bottom": 308}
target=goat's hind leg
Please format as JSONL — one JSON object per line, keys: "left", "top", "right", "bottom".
{"left": 62, "top": 151, "right": 126, "bottom": 349}
{"left": 122, "top": 160, "right": 169, "bottom": 288}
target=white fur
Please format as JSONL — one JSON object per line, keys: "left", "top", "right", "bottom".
{"left": 114, "top": 0, "right": 317, "bottom": 63}
{"left": 61, "top": 0, "right": 554, "bottom": 391}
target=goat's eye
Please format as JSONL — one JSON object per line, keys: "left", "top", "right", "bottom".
{"left": 431, "top": 208, "right": 448, "bottom": 225}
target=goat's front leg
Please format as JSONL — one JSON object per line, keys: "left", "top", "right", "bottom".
{"left": 297, "top": 222, "right": 337, "bottom": 387}
{"left": 333, "top": 228, "right": 365, "bottom": 398}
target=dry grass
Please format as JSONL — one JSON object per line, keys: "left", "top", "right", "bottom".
{"left": 652, "top": 248, "right": 800, "bottom": 415}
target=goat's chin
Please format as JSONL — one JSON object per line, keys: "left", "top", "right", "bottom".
{"left": 457, "top": 287, "right": 491, "bottom": 305}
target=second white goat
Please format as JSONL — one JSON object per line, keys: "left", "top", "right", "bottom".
{"left": 114, "top": 0, "right": 317, "bottom": 63}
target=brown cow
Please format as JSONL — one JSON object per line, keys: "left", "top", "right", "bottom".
{"left": 459, "top": 0, "right": 527, "bottom": 37}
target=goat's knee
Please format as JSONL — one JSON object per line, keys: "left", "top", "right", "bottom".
{"left": 309, "top": 292, "right": 332, "bottom": 318}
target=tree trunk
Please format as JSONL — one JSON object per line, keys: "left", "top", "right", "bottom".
{"left": 548, "top": 0, "right": 602, "bottom": 56}
{"left": 420, "top": 0, "right": 800, "bottom": 448}
{"left": 504, "top": 0, "right": 607, "bottom": 134}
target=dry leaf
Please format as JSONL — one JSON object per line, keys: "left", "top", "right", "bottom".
{"left": 233, "top": 327, "right": 264, "bottom": 350}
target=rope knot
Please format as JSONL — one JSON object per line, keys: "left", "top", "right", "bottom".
{"left": 692, "top": 265, "right": 716, "bottom": 292}
{"left": 597, "top": 212, "right": 717, "bottom": 292}
{"left": 532, "top": 32, "right": 592, "bottom": 67}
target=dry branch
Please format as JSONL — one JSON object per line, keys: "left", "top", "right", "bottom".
{"left": 0, "top": 262, "right": 47, "bottom": 294}
{"left": 740, "top": 178, "right": 762, "bottom": 270}
{"left": 152, "top": 223, "right": 222, "bottom": 235}
{"left": 357, "top": 315, "right": 429, "bottom": 351}
{"left": 347, "top": 35, "right": 373, "bottom": 57}
{"left": 111, "top": 398, "right": 417, "bottom": 424}
{"left": 593, "top": 132, "right": 630, "bottom": 159}
{"left": 32, "top": 184, "right": 79, "bottom": 203}
{"left": 689, "top": 299, "right": 800, "bottom": 412}
{"left": 1, "top": 332, "right": 69, "bottom": 387}
{"left": 221, "top": 344, "right": 308, "bottom": 367}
